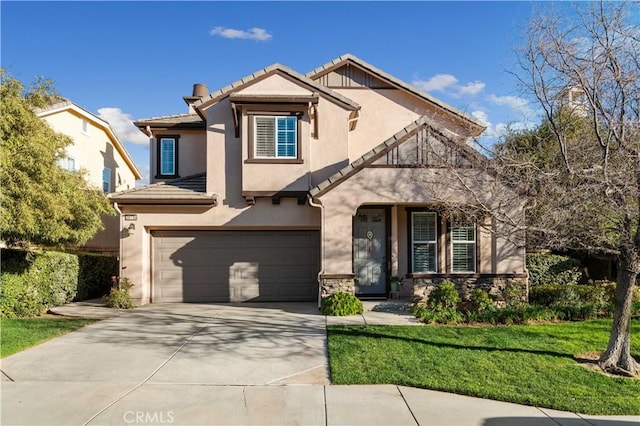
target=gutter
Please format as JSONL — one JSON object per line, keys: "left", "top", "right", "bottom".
{"left": 308, "top": 196, "right": 325, "bottom": 309}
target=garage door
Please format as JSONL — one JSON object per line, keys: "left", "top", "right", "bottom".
{"left": 152, "top": 230, "right": 320, "bottom": 303}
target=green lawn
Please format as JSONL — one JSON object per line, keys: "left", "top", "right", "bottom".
{"left": 327, "top": 319, "right": 640, "bottom": 415}
{"left": 1, "top": 317, "right": 99, "bottom": 358}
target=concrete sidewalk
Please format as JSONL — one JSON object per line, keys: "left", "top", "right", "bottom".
{"left": 3, "top": 382, "right": 637, "bottom": 425}
{"left": 2, "top": 301, "right": 638, "bottom": 425}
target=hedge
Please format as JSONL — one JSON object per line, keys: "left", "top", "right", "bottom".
{"left": 526, "top": 253, "right": 582, "bottom": 286}
{"left": 1, "top": 249, "right": 117, "bottom": 318}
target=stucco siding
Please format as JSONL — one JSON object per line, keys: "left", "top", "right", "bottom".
{"left": 43, "top": 111, "right": 137, "bottom": 192}
{"left": 318, "top": 167, "right": 525, "bottom": 276}
{"left": 150, "top": 130, "right": 206, "bottom": 183}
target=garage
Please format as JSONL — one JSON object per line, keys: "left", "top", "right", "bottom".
{"left": 152, "top": 230, "right": 320, "bottom": 303}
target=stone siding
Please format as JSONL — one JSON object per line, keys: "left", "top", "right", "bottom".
{"left": 321, "top": 277, "right": 356, "bottom": 298}
{"left": 412, "top": 276, "right": 528, "bottom": 306}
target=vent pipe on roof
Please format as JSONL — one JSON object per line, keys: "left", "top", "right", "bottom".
{"left": 184, "top": 83, "right": 209, "bottom": 113}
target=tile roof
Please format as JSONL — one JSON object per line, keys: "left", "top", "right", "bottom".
{"left": 307, "top": 54, "right": 486, "bottom": 136}
{"left": 309, "top": 116, "right": 486, "bottom": 198}
{"left": 134, "top": 113, "right": 204, "bottom": 129}
{"left": 109, "top": 173, "right": 217, "bottom": 205}
{"left": 193, "top": 63, "right": 360, "bottom": 113}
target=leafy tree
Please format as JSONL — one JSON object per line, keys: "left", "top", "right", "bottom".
{"left": 506, "top": 2, "right": 640, "bottom": 376}
{"left": 0, "top": 70, "right": 113, "bottom": 247}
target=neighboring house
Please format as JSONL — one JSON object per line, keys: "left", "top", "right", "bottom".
{"left": 37, "top": 100, "right": 142, "bottom": 253}
{"left": 110, "top": 54, "right": 527, "bottom": 305}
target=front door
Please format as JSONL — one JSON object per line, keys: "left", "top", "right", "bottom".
{"left": 354, "top": 208, "right": 387, "bottom": 295}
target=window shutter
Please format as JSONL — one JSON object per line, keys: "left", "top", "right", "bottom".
{"left": 255, "top": 117, "right": 276, "bottom": 157}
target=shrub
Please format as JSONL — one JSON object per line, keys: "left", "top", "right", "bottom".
{"left": 104, "top": 278, "right": 135, "bottom": 309}
{"left": 1, "top": 249, "right": 78, "bottom": 318}
{"left": 469, "top": 288, "right": 493, "bottom": 313}
{"left": 322, "top": 292, "right": 363, "bottom": 316}
{"left": 416, "top": 307, "right": 464, "bottom": 324}
{"left": 428, "top": 282, "right": 460, "bottom": 310}
{"left": 529, "top": 284, "right": 608, "bottom": 310}
{"left": 471, "top": 305, "right": 559, "bottom": 325}
{"left": 77, "top": 254, "right": 118, "bottom": 300}
{"left": 503, "top": 283, "right": 527, "bottom": 307}
{"left": 0, "top": 249, "right": 118, "bottom": 317}
{"left": 526, "top": 253, "right": 582, "bottom": 286}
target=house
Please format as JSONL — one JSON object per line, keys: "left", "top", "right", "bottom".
{"left": 37, "top": 100, "right": 142, "bottom": 253}
{"left": 109, "top": 54, "right": 527, "bottom": 305}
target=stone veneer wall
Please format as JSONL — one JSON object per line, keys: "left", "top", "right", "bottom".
{"left": 412, "top": 276, "right": 528, "bottom": 306}
{"left": 321, "top": 277, "right": 356, "bottom": 298}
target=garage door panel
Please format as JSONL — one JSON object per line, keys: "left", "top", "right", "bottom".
{"left": 152, "top": 230, "right": 319, "bottom": 303}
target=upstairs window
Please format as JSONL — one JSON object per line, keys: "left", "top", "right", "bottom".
{"left": 411, "top": 212, "right": 438, "bottom": 273}
{"left": 156, "top": 136, "right": 179, "bottom": 178}
{"left": 451, "top": 221, "right": 476, "bottom": 273}
{"left": 253, "top": 116, "right": 298, "bottom": 159}
{"left": 102, "top": 168, "right": 111, "bottom": 193}
{"left": 81, "top": 119, "right": 89, "bottom": 134}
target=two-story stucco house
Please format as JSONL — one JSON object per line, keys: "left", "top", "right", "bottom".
{"left": 37, "top": 100, "right": 142, "bottom": 253}
{"left": 110, "top": 54, "right": 527, "bottom": 305}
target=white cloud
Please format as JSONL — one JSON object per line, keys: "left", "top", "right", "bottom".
{"left": 209, "top": 26, "right": 272, "bottom": 41}
{"left": 459, "top": 81, "right": 486, "bottom": 95}
{"left": 413, "top": 74, "right": 486, "bottom": 98}
{"left": 471, "top": 110, "right": 490, "bottom": 125}
{"left": 97, "top": 107, "right": 148, "bottom": 145}
{"left": 412, "top": 74, "right": 458, "bottom": 92}
{"left": 487, "top": 94, "right": 533, "bottom": 116}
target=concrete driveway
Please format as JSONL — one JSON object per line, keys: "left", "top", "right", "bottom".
{"left": 2, "top": 303, "right": 638, "bottom": 426}
{"left": 1, "top": 303, "right": 329, "bottom": 425}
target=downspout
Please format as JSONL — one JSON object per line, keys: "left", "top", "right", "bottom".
{"left": 308, "top": 196, "right": 325, "bottom": 309}
{"left": 112, "top": 202, "right": 124, "bottom": 279}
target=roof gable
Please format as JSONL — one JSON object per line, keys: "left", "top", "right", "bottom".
{"left": 193, "top": 64, "right": 360, "bottom": 117}
{"left": 36, "top": 100, "right": 142, "bottom": 180}
{"left": 310, "top": 116, "right": 487, "bottom": 198}
{"left": 308, "top": 54, "right": 485, "bottom": 137}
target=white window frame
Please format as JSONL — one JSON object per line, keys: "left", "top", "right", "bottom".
{"left": 411, "top": 212, "right": 438, "bottom": 273}
{"left": 81, "top": 119, "right": 89, "bottom": 135}
{"left": 450, "top": 221, "right": 477, "bottom": 273}
{"left": 160, "top": 138, "right": 176, "bottom": 176}
{"left": 253, "top": 115, "right": 298, "bottom": 159}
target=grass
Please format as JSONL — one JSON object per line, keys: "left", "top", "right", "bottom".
{"left": 327, "top": 319, "right": 640, "bottom": 415}
{"left": 1, "top": 316, "right": 99, "bottom": 358}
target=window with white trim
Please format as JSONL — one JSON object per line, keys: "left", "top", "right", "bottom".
{"left": 411, "top": 212, "right": 438, "bottom": 273}
{"left": 254, "top": 115, "right": 297, "bottom": 159}
{"left": 81, "top": 119, "right": 89, "bottom": 134}
{"left": 102, "top": 168, "right": 111, "bottom": 193}
{"left": 451, "top": 221, "right": 476, "bottom": 272}
{"left": 58, "top": 156, "right": 77, "bottom": 172}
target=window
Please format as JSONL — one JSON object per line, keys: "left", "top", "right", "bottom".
{"left": 156, "top": 136, "right": 179, "bottom": 178}
{"left": 58, "top": 156, "right": 76, "bottom": 171}
{"left": 102, "top": 168, "right": 111, "bottom": 193}
{"left": 82, "top": 120, "right": 89, "bottom": 134}
{"left": 451, "top": 221, "right": 476, "bottom": 272}
{"left": 253, "top": 116, "right": 297, "bottom": 159}
{"left": 411, "top": 212, "right": 437, "bottom": 273}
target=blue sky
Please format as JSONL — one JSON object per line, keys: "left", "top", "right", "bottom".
{"left": 2, "top": 1, "right": 541, "bottom": 184}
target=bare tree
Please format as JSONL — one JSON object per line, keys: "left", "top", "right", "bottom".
{"left": 511, "top": 1, "right": 640, "bottom": 376}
